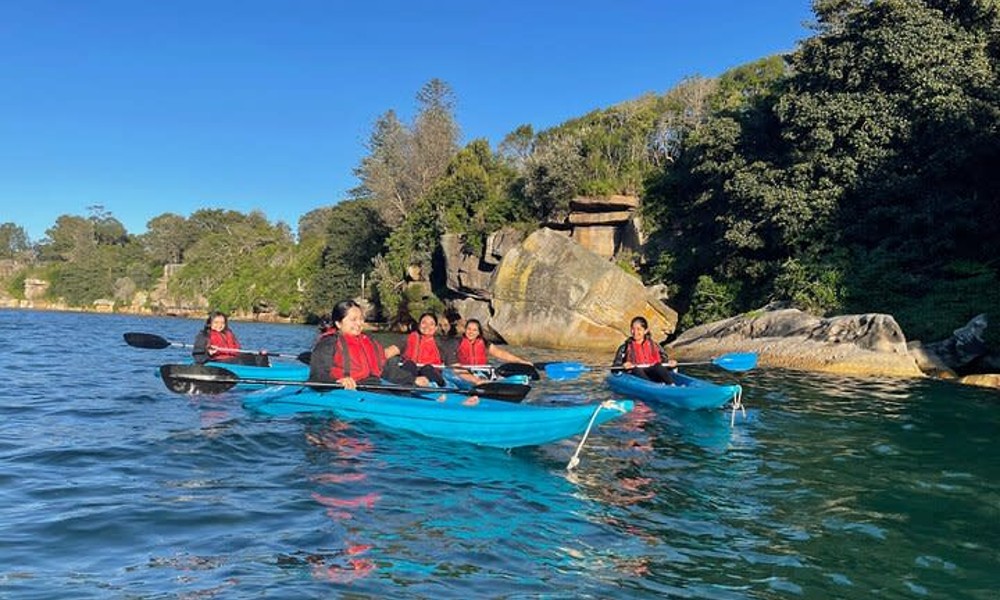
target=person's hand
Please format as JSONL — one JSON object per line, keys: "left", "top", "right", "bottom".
{"left": 207, "top": 345, "right": 218, "bottom": 356}
{"left": 258, "top": 349, "right": 268, "bottom": 355}
{"left": 665, "top": 359, "right": 677, "bottom": 369}
{"left": 338, "top": 377, "right": 357, "bottom": 390}
{"left": 623, "top": 361, "right": 634, "bottom": 369}
{"left": 414, "top": 376, "right": 431, "bottom": 387}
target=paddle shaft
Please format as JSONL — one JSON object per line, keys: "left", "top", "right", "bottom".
{"left": 159, "top": 364, "right": 529, "bottom": 401}
{"left": 124, "top": 332, "right": 308, "bottom": 362}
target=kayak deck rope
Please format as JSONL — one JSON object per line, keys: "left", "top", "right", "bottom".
{"left": 730, "top": 385, "right": 746, "bottom": 427}
{"left": 567, "top": 400, "right": 627, "bottom": 471}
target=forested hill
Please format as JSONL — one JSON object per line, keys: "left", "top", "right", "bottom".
{"left": 2, "top": 0, "right": 998, "bottom": 346}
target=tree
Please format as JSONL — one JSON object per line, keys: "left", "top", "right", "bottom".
{"left": 142, "top": 213, "right": 193, "bottom": 265}
{"left": 0, "top": 222, "right": 30, "bottom": 259}
{"left": 351, "top": 80, "right": 460, "bottom": 228}
{"left": 38, "top": 215, "right": 95, "bottom": 261}
{"left": 306, "top": 199, "right": 390, "bottom": 316}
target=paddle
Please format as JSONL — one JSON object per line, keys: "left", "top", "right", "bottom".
{"left": 158, "top": 364, "right": 531, "bottom": 402}
{"left": 540, "top": 352, "right": 759, "bottom": 380}
{"left": 492, "top": 362, "right": 541, "bottom": 381}
{"left": 419, "top": 362, "right": 540, "bottom": 381}
{"left": 124, "top": 332, "right": 312, "bottom": 364}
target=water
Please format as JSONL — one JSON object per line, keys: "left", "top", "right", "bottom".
{"left": 1, "top": 309, "right": 997, "bottom": 598}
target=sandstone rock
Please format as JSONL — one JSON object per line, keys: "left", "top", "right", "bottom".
{"left": 567, "top": 211, "right": 633, "bottom": 225}
{"left": 483, "top": 228, "right": 526, "bottom": 266}
{"left": 569, "top": 195, "right": 640, "bottom": 211}
{"left": 922, "top": 314, "right": 990, "bottom": 371}
{"left": 670, "top": 307, "right": 923, "bottom": 378}
{"left": 957, "top": 373, "right": 1000, "bottom": 390}
{"left": 441, "top": 233, "right": 492, "bottom": 298}
{"left": 490, "top": 228, "right": 677, "bottom": 350}
{"left": 571, "top": 225, "right": 618, "bottom": 258}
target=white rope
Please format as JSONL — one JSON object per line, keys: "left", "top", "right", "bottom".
{"left": 730, "top": 385, "right": 745, "bottom": 427}
{"left": 567, "top": 400, "right": 622, "bottom": 471}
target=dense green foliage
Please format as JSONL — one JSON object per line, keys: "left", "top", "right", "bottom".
{"left": 4, "top": 2, "right": 998, "bottom": 346}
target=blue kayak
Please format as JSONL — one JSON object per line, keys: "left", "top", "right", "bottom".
{"left": 204, "top": 361, "right": 309, "bottom": 389}
{"left": 242, "top": 385, "right": 633, "bottom": 448}
{"left": 606, "top": 371, "right": 741, "bottom": 410}
{"left": 442, "top": 367, "right": 530, "bottom": 390}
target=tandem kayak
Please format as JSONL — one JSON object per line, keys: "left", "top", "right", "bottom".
{"left": 442, "top": 367, "right": 531, "bottom": 390}
{"left": 204, "top": 361, "right": 309, "bottom": 389}
{"left": 242, "top": 385, "right": 633, "bottom": 448}
{"left": 606, "top": 371, "right": 741, "bottom": 410}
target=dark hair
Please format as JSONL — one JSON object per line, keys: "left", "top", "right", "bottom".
{"left": 331, "top": 300, "right": 362, "bottom": 327}
{"left": 630, "top": 316, "right": 649, "bottom": 330}
{"left": 413, "top": 312, "right": 437, "bottom": 332}
{"left": 203, "top": 310, "right": 229, "bottom": 333}
{"left": 464, "top": 318, "right": 482, "bottom": 337}
{"left": 316, "top": 314, "right": 334, "bottom": 333}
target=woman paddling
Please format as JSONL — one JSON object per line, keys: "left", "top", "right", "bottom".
{"left": 192, "top": 311, "right": 269, "bottom": 366}
{"left": 612, "top": 316, "right": 677, "bottom": 385}
{"left": 452, "top": 318, "right": 532, "bottom": 385}
{"left": 309, "top": 300, "right": 428, "bottom": 389}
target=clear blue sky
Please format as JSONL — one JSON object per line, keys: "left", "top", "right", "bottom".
{"left": 0, "top": 0, "right": 814, "bottom": 242}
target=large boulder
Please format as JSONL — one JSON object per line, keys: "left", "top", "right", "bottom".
{"left": 919, "top": 314, "right": 990, "bottom": 372}
{"left": 670, "top": 307, "right": 923, "bottom": 378}
{"left": 489, "top": 228, "right": 677, "bottom": 350}
{"left": 440, "top": 233, "right": 492, "bottom": 298}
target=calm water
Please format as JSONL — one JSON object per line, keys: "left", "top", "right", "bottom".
{"left": 0, "top": 309, "right": 997, "bottom": 598}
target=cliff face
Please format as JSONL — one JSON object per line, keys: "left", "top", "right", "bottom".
{"left": 488, "top": 228, "right": 676, "bottom": 350}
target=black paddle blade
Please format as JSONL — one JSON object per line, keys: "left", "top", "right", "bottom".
{"left": 159, "top": 364, "right": 239, "bottom": 395}
{"left": 125, "top": 332, "right": 172, "bottom": 350}
{"left": 472, "top": 381, "right": 530, "bottom": 402}
{"left": 494, "top": 362, "right": 540, "bottom": 381}
{"left": 297, "top": 351, "right": 312, "bottom": 365}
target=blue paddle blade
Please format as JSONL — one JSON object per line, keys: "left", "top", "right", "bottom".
{"left": 542, "top": 362, "right": 591, "bottom": 380}
{"left": 712, "top": 352, "right": 757, "bottom": 372}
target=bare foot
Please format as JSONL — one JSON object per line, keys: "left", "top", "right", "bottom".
{"left": 462, "top": 395, "right": 480, "bottom": 406}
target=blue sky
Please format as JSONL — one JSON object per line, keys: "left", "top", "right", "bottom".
{"left": 0, "top": 0, "right": 814, "bottom": 242}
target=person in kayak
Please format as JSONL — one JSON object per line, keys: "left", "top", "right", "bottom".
{"left": 398, "top": 312, "right": 452, "bottom": 386}
{"left": 192, "top": 311, "right": 269, "bottom": 366}
{"left": 452, "top": 318, "right": 532, "bottom": 385}
{"left": 309, "top": 300, "right": 428, "bottom": 389}
{"left": 612, "top": 316, "right": 677, "bottom": 384}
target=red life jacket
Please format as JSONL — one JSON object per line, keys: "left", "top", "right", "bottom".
{"left": 402, "top": 331, "right": 442, "bottom": 365}
{"left": 208, "top": 329, "right": 240, "bottom": 360}
{"left": 625, "top": 337, "right": 661, "bottom": 366}
{"left": 332, "top": 333, "right": 384, "bottom": 381}
{"left": 456, "top": 337, "right": 489, "bottom": 366}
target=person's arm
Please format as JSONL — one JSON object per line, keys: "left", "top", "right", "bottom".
{"left": 658, "top": 344, "right": 677, "bottom": 368}
{"left": 488, "top": 344, "right": 528, "bottom": 364}
{"left": 612, "top": 342, "right": 628, "bottom": 367}
{"left": 308, "top": 336, "right": 335, "bottom": 382}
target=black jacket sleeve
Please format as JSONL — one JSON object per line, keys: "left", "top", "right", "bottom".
{"left": 192, "top": 331, "right": 209, "bottom": 364}
{"left": 309, "top": 335, "right": 337, "bottom": 382}
{"left": 612, "top": 341, "right": 629, "bottom": 366}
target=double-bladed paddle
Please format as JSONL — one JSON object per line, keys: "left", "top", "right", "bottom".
{"left": 124, "top": 332, "right": 312, "bottom": 364}
{"left": 429, "top": 362, "right": 540, "bottom": 381}
{"left": 158, "top": 364, "right": 531, "bottom": 402}
{"left": 539, "top": 352, "right": 759, "bottom": 380}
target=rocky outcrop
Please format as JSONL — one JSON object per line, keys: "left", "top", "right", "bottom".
{"left": 544, "top": 195, "right": 643, "bottom": 259}
{"left": 914, "top": 314, "right": 990, "bottom": 373}
{"left": 441, "top": 233, "right": 493, "bottom": 298}
{"left": 489, "top": 228, "right": 676, "bottom": 350}
{"left": 670, "top": 307, "right": 923, "bottom": 377}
